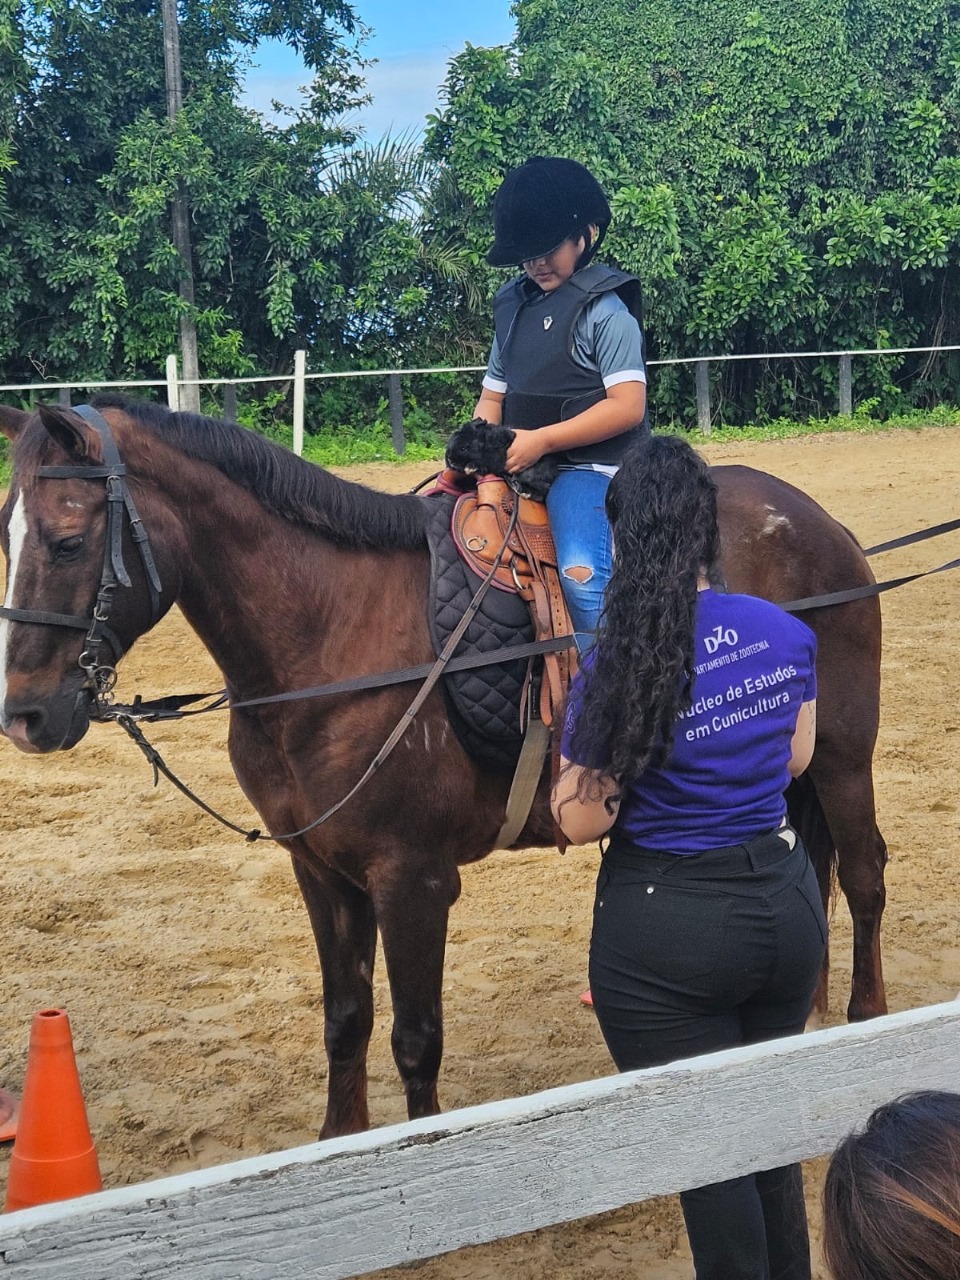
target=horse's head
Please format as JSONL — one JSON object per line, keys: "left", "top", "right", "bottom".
{"left": 0, "top": 402, "right": 176, "bottom": 752}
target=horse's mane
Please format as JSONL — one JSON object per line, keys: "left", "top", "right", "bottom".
{"left": 89, "top": 394, "right": 428, "bottom": 552}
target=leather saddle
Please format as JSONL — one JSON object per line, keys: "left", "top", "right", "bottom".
{"left": 429, "top": 468, "right": 577, "bottom": 729}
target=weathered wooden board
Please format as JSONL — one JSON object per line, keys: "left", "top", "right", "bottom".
{"left": 1, "top": 1002, "right": 958, "bottom": 1279}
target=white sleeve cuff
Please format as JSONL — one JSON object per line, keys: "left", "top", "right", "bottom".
{"left": 602, "top": 369, "right": 647, "bottom": 389}
{"left": 481, "top": 375, "right": 508, "bottom": 394}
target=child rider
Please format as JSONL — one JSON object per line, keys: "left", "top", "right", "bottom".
{"left": 474, "top": 156, "right": 649, "bottom": 651}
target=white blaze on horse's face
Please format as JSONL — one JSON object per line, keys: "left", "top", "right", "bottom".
{"left": 0, "top": 490, "right": 28, "bottom": 718}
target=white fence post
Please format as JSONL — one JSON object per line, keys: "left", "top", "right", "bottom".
{"left": 838, "top": 354, "right": 853, "bottom": 416}
{"left": 695, "top": 359, "right": 711, "bottom": 433}
{"left": 165, "top": 354, "right": 180, "bottom": 411}
{"left": 387, "top": 373, "right": 405, "bottom": 454}
{"left": 223, "top": 382, "right": 237, "bottom": 422}
{"left": 292, "top": 350, "right": 306, "bottom": 457}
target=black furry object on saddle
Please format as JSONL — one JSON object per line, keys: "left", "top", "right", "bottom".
{"left": 444, "top": 419, "right": 559, "bottom": 501}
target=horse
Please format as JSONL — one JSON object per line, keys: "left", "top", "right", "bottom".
{"left": 0, "top": 397, "right": 888, "bottom": 1139}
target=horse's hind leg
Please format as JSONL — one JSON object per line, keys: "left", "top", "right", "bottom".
{"left": 786, "top": 774, "right": 834, "bottom": 1028}
{"left": 809, "top": 758, "right": 889, "bottom": 1022}
{"left": 291, "top": 855, "right": 378, "bottom": 1139}
{"left": 373, "top": 860, "right": 462, "bottom": 1121}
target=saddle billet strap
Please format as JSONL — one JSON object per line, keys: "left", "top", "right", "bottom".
{"left": 494, "top": 715, "right": 551, "bottom": 850}
{"left": 510, "top": 507, "right": 577, "bottom": 728}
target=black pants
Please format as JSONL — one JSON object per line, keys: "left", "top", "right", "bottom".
{"left": 589, "top": 827, "right": 827, "bottom": 1280}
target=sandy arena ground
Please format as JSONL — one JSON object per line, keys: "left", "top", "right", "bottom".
{"left": 1, "top": 427, "right": 959, "bottom": 1277}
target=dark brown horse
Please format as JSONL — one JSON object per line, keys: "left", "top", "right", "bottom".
{"left": 0, "top": 398, "right": 887, "bottom": 1139}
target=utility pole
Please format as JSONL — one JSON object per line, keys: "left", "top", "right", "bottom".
{"left": 160, "top": 0, "right": 200, "bottom": 413}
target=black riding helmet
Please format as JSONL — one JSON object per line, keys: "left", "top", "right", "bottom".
{"left": 486, "top": 157, "right": 612, "bottom": 268}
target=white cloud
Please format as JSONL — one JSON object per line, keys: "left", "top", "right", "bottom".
{"left": 349, "top": 51, "right": 452, "bottom": 139}
{"left": 240, "top": 51, "right": 453, "bottom": 140}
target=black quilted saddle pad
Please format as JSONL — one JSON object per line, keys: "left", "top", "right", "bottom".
{"left": 423, "top": 492, "right": 533, "bottom": 770}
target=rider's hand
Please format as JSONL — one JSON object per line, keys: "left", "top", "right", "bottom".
{"left": 505, "top": 429, "right": 549, "bottom": 473}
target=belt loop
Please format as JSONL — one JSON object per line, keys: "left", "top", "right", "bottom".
{"left": 744, "top": 840, "right": 762, "bottom": 872}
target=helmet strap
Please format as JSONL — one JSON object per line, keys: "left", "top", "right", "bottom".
{"left": 576, "top": 223, "right": 607, "bottom": 270}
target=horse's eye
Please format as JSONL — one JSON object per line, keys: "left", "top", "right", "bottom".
{"left": 53, "top": 535, "right": 84, "bottom": 561}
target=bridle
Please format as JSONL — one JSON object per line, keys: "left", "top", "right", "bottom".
{"left": 0, "top": 405, "right": 163, "bottom": 719}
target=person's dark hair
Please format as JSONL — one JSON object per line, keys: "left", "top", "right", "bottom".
{"left": 822, "top": 1090, "right": 960, "bottom": 1280}
{"left": 567, "top": 435, "right": 721, "bottom": 792}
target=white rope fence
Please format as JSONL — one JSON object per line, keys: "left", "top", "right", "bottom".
{"left": 3, "top": 342, "right": 959, "bottom": 451}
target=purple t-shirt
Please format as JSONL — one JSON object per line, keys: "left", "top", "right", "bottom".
{"left": 562, "top": 590, "right": 817, "bottom": 853}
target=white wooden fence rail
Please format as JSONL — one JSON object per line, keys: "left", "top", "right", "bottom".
{"left": 4, "top": 340, "right": 960, "bottom": 449}
{"left": 1, "top": 1001, "right": 958, "bottom": 1279}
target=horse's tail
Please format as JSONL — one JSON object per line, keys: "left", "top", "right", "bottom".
{"left": 786, "top": 772, "right": 836, "bottom": 903}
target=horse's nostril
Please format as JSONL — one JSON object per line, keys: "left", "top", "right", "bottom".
{"left": 3, "top": 701, "right": 47, "bottom": 734}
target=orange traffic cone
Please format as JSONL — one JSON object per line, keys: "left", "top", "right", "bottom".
{"left": 4, "top": 1009, "right": 102, "bottom": 1212}
{"left": 0, "top": 1089, "right": 18, "bottom": 1143}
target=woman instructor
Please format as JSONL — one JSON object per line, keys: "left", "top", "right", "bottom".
{"left": 552, "top": 435, "right": 827, "bottom": 1280}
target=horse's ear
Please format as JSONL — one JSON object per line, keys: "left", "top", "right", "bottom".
{"left": 0, "top": 405, "right": 30, "bottom": 441}
{"left": 36, "top": 403, "right": 105, "bottom": 464}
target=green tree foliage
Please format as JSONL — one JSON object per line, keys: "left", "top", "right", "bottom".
{"left": 0, "top": 0, "right": 460, "bottom": 394}
{"left": 427, "top": 0, "right": 960, "bottom": 422}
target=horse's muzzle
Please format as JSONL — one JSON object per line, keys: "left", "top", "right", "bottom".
{"left": 1, "top": 689, "right": 93, "bottom": 753}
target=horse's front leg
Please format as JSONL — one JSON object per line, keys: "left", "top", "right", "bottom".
{"left": 373, "top": 859, "right": 462, "bottom": 1121}
{"left": 290, "top": 854, "right": 378, "bottom": 1139}
{"left": 809, "top": 757, "right": 889, "bottom": 1022}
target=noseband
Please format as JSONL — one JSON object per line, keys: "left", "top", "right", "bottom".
{"left": 0, "top": 405, "right": 163, "bottom": 717}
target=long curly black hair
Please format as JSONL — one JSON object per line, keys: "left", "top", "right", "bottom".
{"left": 568, "top": 434, "right": 722, "bottom": 791}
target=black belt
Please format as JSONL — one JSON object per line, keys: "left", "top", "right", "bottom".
{"left": 604, "top": 823, "right": 796, "bottom": 863}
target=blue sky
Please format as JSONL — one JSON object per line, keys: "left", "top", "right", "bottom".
{"left": 240, "top": 1, "right": 516, "bottom": 139}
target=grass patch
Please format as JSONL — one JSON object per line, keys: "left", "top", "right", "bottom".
{"left": 673, "top": 404, "right": 960, "bottom": 447}
{"left": 302, "top": 433, "right": 443, "bottom": 467}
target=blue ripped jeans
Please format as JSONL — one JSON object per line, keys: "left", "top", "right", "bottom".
{"left": 545, "top": 466, "right": 614, "bottom": 651}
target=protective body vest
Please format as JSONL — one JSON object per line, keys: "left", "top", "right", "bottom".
{"left": 492, "top": 262, "right": 649, "bottom": 465}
